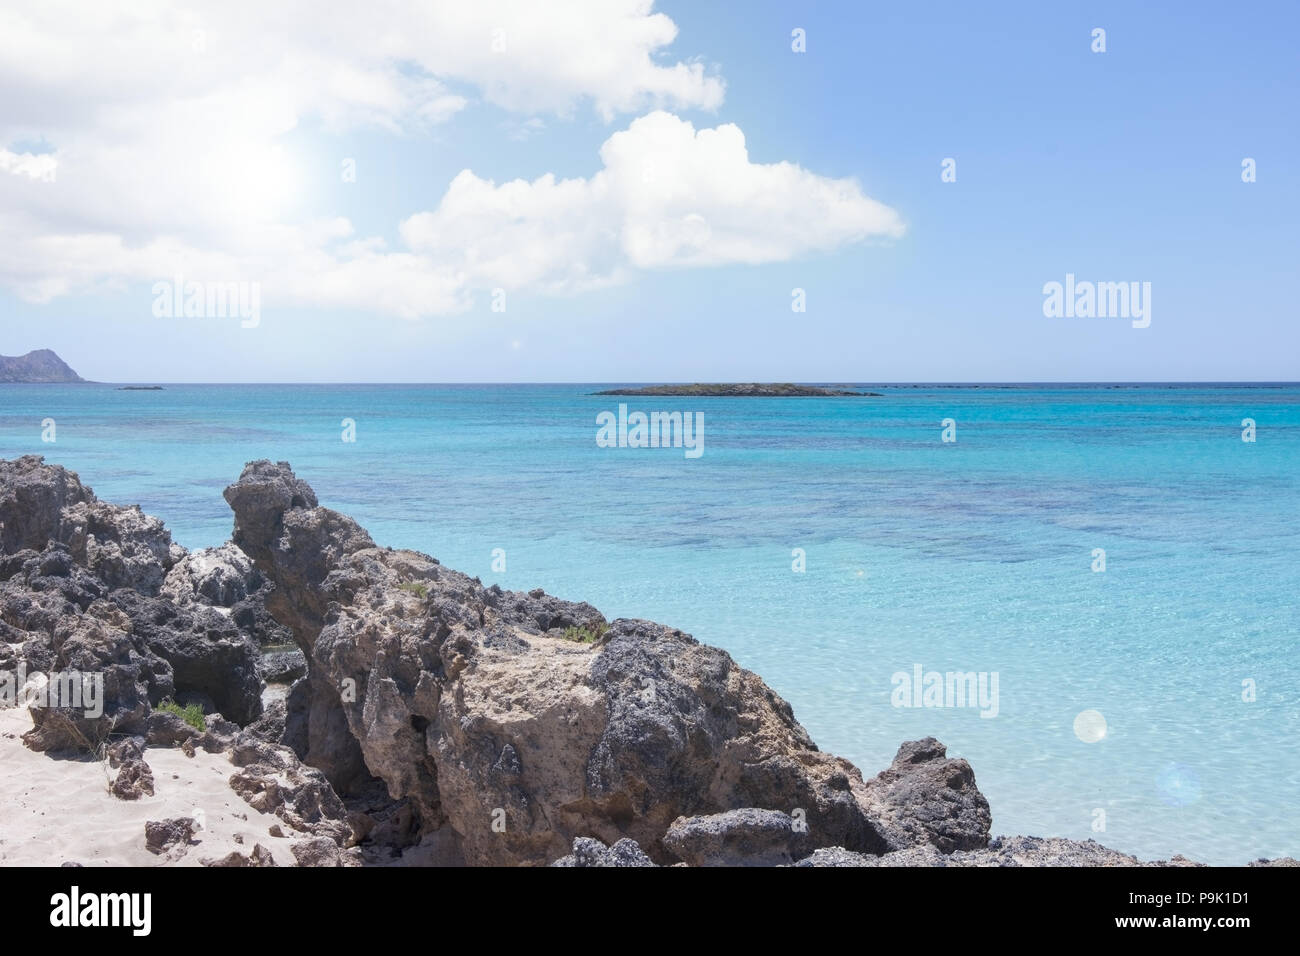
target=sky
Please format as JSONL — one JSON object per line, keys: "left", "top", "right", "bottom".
{"left": 0, "top": 0, "right": 1296, "bottom": 383}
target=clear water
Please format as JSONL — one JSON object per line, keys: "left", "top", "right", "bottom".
{"left": 2, "top": 383, "right": 1297, "bottom": 864}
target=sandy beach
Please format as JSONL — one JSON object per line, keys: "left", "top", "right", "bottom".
{"left": 0, "top": 706, "right": 294, "bottom": 867}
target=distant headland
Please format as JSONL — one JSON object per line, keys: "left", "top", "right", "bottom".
{"left": 593, "top": 383, "right": 882, "bottom": 397}
{"left": 0, "top": 349, "right": 84, "bottom": 383}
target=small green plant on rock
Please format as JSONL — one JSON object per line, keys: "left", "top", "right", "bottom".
{"left": 561, "top": 622, "right": 609, "bottom": 644}
{"left": 157, "top": 698, "right": 206, "bottom": 732}
{"left": 398, "top": 581, "right": 429, "bottom": 599}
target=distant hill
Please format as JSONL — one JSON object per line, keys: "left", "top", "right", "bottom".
{"left": 0, "top": 349, "right": 85, "bottom": 383}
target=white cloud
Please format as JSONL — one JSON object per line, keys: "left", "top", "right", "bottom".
{"left": 0, "top": 149, "right": 57, "bottom": 182}
{"left": 401, "top": 112, "right": 905, "bottom": 294}
{"left": 0, "top": 2, "right": 900, "bottom": 320}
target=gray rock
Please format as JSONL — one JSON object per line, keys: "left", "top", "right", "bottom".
{"left": 290, "top": 836, "right": 360, "bottom": 867}
{"left": 145, "top": 817, "right": 195, "bottom": 855}
{"left": 202, "top": 844, "right": 277, "bottom": 867}
{"left": 859, "top": 737, "right": 991, "bottom": 853}
{"left": 664, "top": 809, "right": 808, "bottom": 866}
{"left": 222, "top": 459, "right": 892, "bottom": 866}
{"left": 791, "top": 846, "right": 877, "bottom": 867}
{"left": 110, "top": 588, "right": 263, "bottom": 726}
{"left": 795, "top": 836, "right": 1204, "bottom": 867}
{"left": 111, "top": 762, "right": 156, "bottom": 799}
{"left": 259, "top": 649, "right": 307, "bottom": 684}
{"left": 161, "top": 543, "right": 262, "bottom": 608}
{"left": 552, "top": 837, "right": 657, "bottom": 867}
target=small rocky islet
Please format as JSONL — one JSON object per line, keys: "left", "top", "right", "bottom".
{"left": 0, "top": 454, "right": 1291, "bottom": 867}
{"left": 593, "top": 383, "right": 883, "bottom": 397}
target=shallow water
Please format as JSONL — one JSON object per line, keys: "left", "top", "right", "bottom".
{"left": 3, "top": 382, "right": 1296, "bottom": 864}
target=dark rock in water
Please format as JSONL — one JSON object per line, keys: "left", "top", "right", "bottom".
{"left": 551, "top": 837, "right": 657, "bottom": 867}
{"left": 859, "top": 737, "right": 991, "bottom": 853}
{"left": 145, "top": 817, "right": 195, "bottom": 855}
{"left": 664, "top": 808, "right": 808, "bottom": 866}
{"left": 593, "top": 383, "right": 880, "bottom": 397}
{"left": 0, "top": 349, "right": 84, "bottom": 383}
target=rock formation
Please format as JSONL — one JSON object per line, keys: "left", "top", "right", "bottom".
{"left": 2, "top": 455, "right": 1287, "bottom": 867}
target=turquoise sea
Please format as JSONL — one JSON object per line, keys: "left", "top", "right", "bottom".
{"left": 2, "top": 383, "right": 1297, "bottom": 864}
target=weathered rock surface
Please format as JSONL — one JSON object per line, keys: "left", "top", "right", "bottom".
{"left": 144, "top": 817, "right": 195, "bottom": 856}
{"left": 793, "top": 836, "right": 1204, "bottom": 868}
{"left": 858, "top": 737, "right": 991, "bottom": 853}
{"left": 227, "top": 734, "right": 353, "bottom": 845}
{"left": 1, "top": 456, "right": 263, "bottom": 744}
{"left": 5, "top": 456, "right": 1282, "bottom": 868}
{"left": 223, "top": 459, "right": 894, "bottom": 865}
{"left": 162, "top": 543, "right": 292, "bottom": 647}
{"left": 551, "top": 836, "right": 657, "bottom": 867}
{"left": 664, "top": 808, "right": 808, "bottom": 867}
{"left": 201, "top": 843, "right": 277, "bottom": 867}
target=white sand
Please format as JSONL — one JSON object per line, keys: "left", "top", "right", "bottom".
{"left": 0, "top": 707, "right": 298, "bottom": 866}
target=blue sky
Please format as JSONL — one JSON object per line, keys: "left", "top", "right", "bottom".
{"left": 1, "top": 0, "right": 1296, "bottom": 382}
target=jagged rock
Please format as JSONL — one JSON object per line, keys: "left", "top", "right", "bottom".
{"left": 223, "top": 460, "right": 893, "bottom": 866}
{"left": 109, "top": 589, "right": 262, "bottom": 726}
{"left": 162, "top": 543, "right": 261, "bottom": 608}
{"left": 0, "top": 456, "right": 180, "bottom": 594}
{"left": 664, "top": 809, "right": 808, "bottom": 866}
{"left": 227, "top": 736, "right": 352, "bottom": 845}
{"left": 163, "top": 543, "right": 292, "bottom": 647}
{"left": 202, "top": 844, "right": 277, "bottom": 867}
{"left": 145, "top": 710, "right": 200, "bottom": 747}
{"left": 107, "top": 739, "right": 156, "bottom": 799}
{"left": 1250, "top": 857, "right": 1300, "bottom": 867}
{"left": 551, "top": 837, "right": 657, "bottom": 867}
{"left": 290, "top": 836, "right": 361, "bottom": 867}
{"left": 259, "top": 649, "right": 306, "bottom": 683}
{"left": 243, "top": 698, "right": 286, "bottom": 745}
{"left": 145, "top": 817, "right": 195, "bottom": 855}
{"left": 791, "top": 846, "right": 877, "bottom": 867}
{"left": 793, "top": 836, "right": 1204, "bottom": 867}
{"left": 19, "top": 609, "right": 154, "bottom": 751}
{"left": 859, "top": 737, "right": 991, "bottom": 853}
